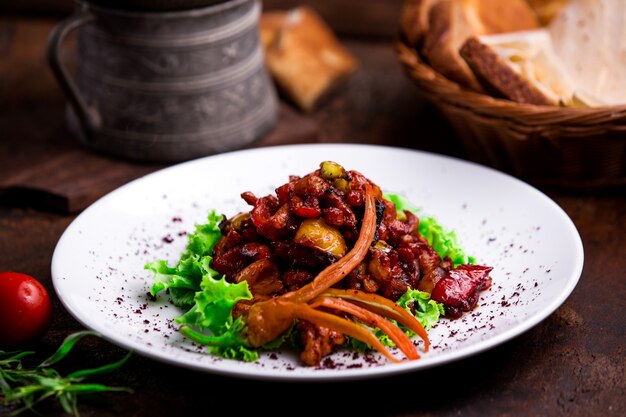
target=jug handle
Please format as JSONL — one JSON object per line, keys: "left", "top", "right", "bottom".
{"left": 46, "top": 12, "right": 100, "bottom": 142}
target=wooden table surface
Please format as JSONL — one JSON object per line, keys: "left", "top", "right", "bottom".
{"left": 1, "top": 3, "right": 624, "bottom": 417}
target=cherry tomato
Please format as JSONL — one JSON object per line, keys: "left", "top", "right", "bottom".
{"left": 0, "top": 271, "right": 53, "bottom": 349}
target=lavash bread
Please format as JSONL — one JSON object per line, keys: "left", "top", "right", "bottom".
{"left": 458, "top": 0, "right": 625, "bottom": 107}
{"left": 548, "top": 0, "right": 626, "bottom": 106}
{"left": 420, "top": 0, "right": 540, "bottom": 91}
{"left": 260, "top": 6, "right": 358, "bottom": 112}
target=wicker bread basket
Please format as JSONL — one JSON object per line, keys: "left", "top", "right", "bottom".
{"left": 395, "top": 17, "right": 626, "bottom": 190}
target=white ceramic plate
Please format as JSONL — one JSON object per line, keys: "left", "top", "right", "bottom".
{"left": 51, "top": 144, "right": 584, "bottom": 381}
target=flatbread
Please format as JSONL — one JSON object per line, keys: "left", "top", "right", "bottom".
{"left": 548, "top": 0, "right": 626, "bottom": 106}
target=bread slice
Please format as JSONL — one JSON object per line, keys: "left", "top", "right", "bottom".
{"left": 421, "top": 0, "right": 483, "bottom": 91}
{"left": 259, "top": 10, "right": 287, "bottom": 51}
{"left": 261, "top": 6, "right": 358, "bottom": 112}
{"left": 459, "top": 30, "right": 575, "bottom": 106}
{"left": 421, "top": 0, "right": 540, "bottom": 91}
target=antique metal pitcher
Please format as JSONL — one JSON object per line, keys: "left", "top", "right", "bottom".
{"left": 47, "top": 0, "right": 278, "bottom": 162}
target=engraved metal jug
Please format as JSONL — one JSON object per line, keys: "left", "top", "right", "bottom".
{"left": 47, "top": 0, "right": 278, "bottom": 162}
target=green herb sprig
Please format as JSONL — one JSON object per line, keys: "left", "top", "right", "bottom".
{"left": 0, "top": 330, "right": 132, "bottom": 416}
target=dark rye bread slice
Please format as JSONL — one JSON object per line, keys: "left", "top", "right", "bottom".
{"left": 459, "top": 36, "right": 553, "bottom": 105}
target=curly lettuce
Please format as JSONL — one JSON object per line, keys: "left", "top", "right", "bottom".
{"left": 145, "top": 210, "right": 257, "bottom": 361}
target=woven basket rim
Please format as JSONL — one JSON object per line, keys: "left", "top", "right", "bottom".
{"left": 395, "top": 39, "right": 626, "bottom": 128}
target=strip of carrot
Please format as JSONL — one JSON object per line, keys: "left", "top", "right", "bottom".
{"left": 310, "top": 296, "right": 420, "bottom": 360}
{"left": 322, "top": 288, "right": 430, "bottom": 351}
{"left": 288, "top": 302, "right": 402, "bottom": 363}
{"left": 282, "top": 183, "right": 377, "bottom": 304}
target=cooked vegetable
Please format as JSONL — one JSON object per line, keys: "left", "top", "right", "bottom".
{"left": 294, "top": 218, "right": 347, "bottom": 257}
{"left": 319, "top": 160, "right": 346, "bottom": 180}
{"left": 430, "top": 264, "right": 493, "bottom": 318}
{"left": 147, "top": 161, "right": 493, "bottom": 366}
{"left": 177, "top": 184, "right": 428, "bottom": 363}
{"left": 243, "top": 184, "right": 427, "bottom": 363}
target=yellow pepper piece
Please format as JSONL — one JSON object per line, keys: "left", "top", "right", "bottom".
{"left": 294, "top": 218, "right": 347, "bottom": 258}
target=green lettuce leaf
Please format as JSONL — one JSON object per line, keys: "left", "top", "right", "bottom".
{"left": 175, "top": 269, "right": 260, "bottom": 362}
{"left": 145, "top": 210, "right": 260, "bottom": 362}
{"left": 396, "top": 289, "right": 445, "bottom": 331}
{"left": 145, "top": 210, "right": 224, "bottom": 308}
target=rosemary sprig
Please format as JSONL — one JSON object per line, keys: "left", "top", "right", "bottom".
{"left": 0, "top": 330, "right": 133, "bottom": 416}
